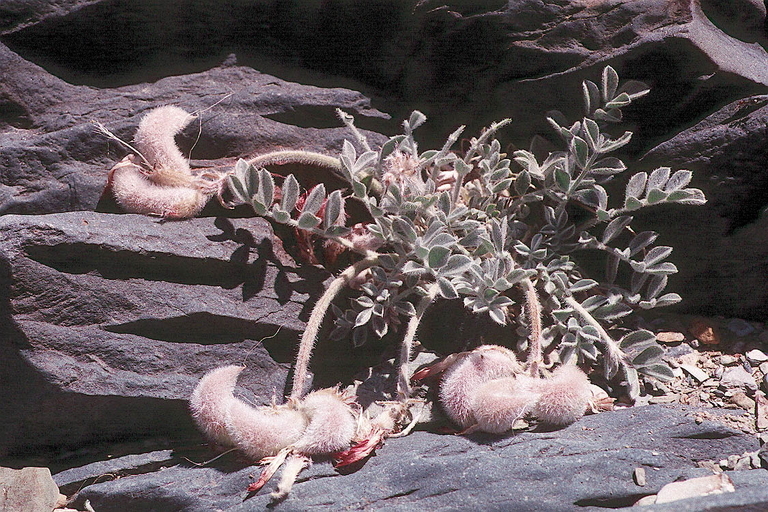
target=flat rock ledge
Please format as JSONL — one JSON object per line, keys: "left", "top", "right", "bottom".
{"left": 55, "top": 404, "right": 766, "bottom": 511}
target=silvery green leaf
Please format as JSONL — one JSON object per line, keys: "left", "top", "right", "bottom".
{"left": 570, "top": 136, "right": 589, "bottom": 169}
{"left": 402, "top": 260, "right": 426, "bottom": 275}
{"left": 324, "top": 190, "right": 344, "bottom": 230}
{"left": 581, "top": 295, "right": 607, "bottom": 311}
{"left": 555, "top": 168, "right": 571, "bottom": 191}
{"left": 604, "top": 92, "right": 631, "bottom": 109}
{"left": 354, "top": 151, "right": 378, "bottom": 174}
{"left": 438, "top": 192, "right": 451, "bottom": 215}
{"left": 673, "top": 188, "right": 706, "bottom": 205}
{"left": 631, "top": 271, "right": 649, "bottom": 294}
{"left": 490, "top": 167, "right": 511, "bottom": 181}
{"left": 559, "top": 342, "right": 577, "bottom": 365}
{"left": 437, "top": 277, "right": 459, "bottom": 299}
{"left": 583, "top": 79, "right": 600, "bottom": 114}
{"left": 281, "top": 174, "right": 300, "bottom": 212}
{"left": 234, "top": 158, "right": 249, "bottom": 179}
{"left": 626, "top": 172, "right": 647, "bottom": 199}
{"left": 646, "top": 189, "right": 667, "bottom": 204}
{"left": 580, "top": 325, "right": 601, "bottom": 342}
{"left": 352, "top": 179, "right": 367, "bottom": 198}
{"left": 394, "top": 301, "right": 417, "bottom": 316}
{"left": 393, "top": 216, "right": 417, "bottom": 242}
{"left": 647, "top": 167, "right": 671, "bottom": 192}
{"left": 618, "top": 80, "right": 651, "bottom": 100}
{"left": 591, "top": 157, "right": 626, "bottom": 175}
{"left": 227, "top": 174, "right": 249, "bottom": 203}
{"left": 251, "top": 199, "right": 267, "bottom": 216}
{"left": 663, "top": 169, "right": 692, "bottom": 191}
{"left": 582, "top": 118, "right": 600, "bottom": 149}
{"left": 594, "top": 108, "right": 622, "bottom": 123}
{"left": 628, "top": 231, "right": 658, "bottom": 256}
{"left": 638, "top": 363, "right": 675, "bottom": 382}
{"left": 354, "top": 308, "right": 373, "bottom": 327}
{"left": 247, "top": 163, "right": 260, "bottom": 193}
{"left": 593, "top": 302, "right": 632, "bottom": 320}
{"left": 303, "top": 183, "right": 326, "bottom": 215}
{"left": 408, "top": 110, "right": 427, "bottom": 130}
{"left": 257, "top": 168, "right": 274, "bottom": 207}
{"left": 356, "top": 295, "right": 375, "bottom": 308}
{"left": 625, "top": 366, "right": 641, "bottom": 400}
{"left": 428, "top": 246, "right": 451, "bottom": 268}
{"left": 297, "top": 212, "right": 322, "bottom": 229}
{"left": 600, "top": 131, "right": 632, "bottom": 152}
{"left": 619, "top": 329, "right": 656, "bottom": 349}
{"left": 629, "top": 260, "right": 647, "bottom": 273}
{"left": 492, "top": 178, "right": 513, "bottom": 193}
{"left": 644, "top": 246, "right": 672, "bottom": 266}
{"left": 514, "top": 170, "right": 531, "bottom": 195}
{"left": 488, "top": 306, "right": 507, "bottom": 325}
{"left": 340, "top": 140, "right": 355, "bottom": 177}
{"left": 632, "top": 345, "right": 664, "bottom": 366}
{"left": 602, "top": 65, "right": 619, "bottom": 103}
{"left": 606, "top": 253, "right": 620, "bottom": 283}
{"left": 570, "top": 279, "right": 598, "bottom": 292}
{"left": 654, "top": 292, "right": 681, "bottom": 307}
{"left": 602, "top": 215, "right": 633, "bottom": 243}
{"left": 442, "top": 254, "right": 473, "bottom": 276}
{"left": 272, "top": 209, "right": 291, "bottom": 224}
{"left": 325, "top": 225, "right": 351, "bottom": 237}
{"left": 352, "top": 326, "right": 368, "bottom": 347}
{"left": 430, "top": 233, "right": 457, "bottom": 248}
{"left": 624, "top": 196, "right": 643, "bottom": 211}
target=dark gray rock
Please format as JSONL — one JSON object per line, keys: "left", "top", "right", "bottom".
{"left": 0, "top": 40, "right": 389, "bottom": 215}
{"left": 60, "top": 404, "right": 764, "bottom": 511}
{"left": 639, "top": 95, "right": 768, "bottom": 319}
{"left": 0, "top": 211, "right": 335, "bottom": 456}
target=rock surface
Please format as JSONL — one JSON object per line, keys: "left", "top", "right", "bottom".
{"left": 2, "top": 1, "right": 768, "bottom": 510}
{"left": 53, "top": 405, "right": 766, "bottom": 511}
{"left": 0, "top": 211, "right": 333, "bottom": 456}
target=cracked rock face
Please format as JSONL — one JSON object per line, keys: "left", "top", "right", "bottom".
{"left": 1, "top": 0, "right": 768, "bottom": 510}
{"left": 0, "top": 212, "right": 331, "bottom": 455}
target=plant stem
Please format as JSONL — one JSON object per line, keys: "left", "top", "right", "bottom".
{"left": 397, "top": 282, "right": 440, "bottom": 399}
{"left": 522, "top": 277, "right": 542, "bottom": 377}
{"left": 247, "top": 150, "right": 342, "bottom": 174}
{"left": 290, "top": 254, "right": 379, "bottom": 399}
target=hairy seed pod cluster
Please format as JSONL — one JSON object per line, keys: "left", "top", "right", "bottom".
{"left": 435, "top": 346, "right": 592, "bottom": 433}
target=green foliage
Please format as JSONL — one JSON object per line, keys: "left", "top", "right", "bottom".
{"left": 228, "top": 66, "right": 706, "bottom": 399}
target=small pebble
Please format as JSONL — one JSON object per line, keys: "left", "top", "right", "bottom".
{"left": 746, "top": 349, "right": 768, "bottom": 365}
{"left": 633, "top": 467, "right": 647, "bottom": 486}
{"left": 720, "top": 366, "right": 758, "bottom": 392}
{"left": 730, "top": 391, "right": 755, "bottom": 412}
{"left": 649, "top": 394, "right": 679, "bottom": 404}
{"left": 720, "top": 355, "right": 739, "bottom": 366}
{"left": 657, "top": 331, "right": 685, "bottom": 343}
{"left": 680, "top": 364, "right": 709, "bottom": 383}
{"left": 759, "top": 362, "right": 768, "bottom": 374}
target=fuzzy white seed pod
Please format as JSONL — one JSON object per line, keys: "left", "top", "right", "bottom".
{"left": 531, "top": 365, "right": 592, "bottom": 425}
{"left": 291, "top": 388, "right": 357, "bottom": 455}
{"left": 189, "top": 366, "right": 307, "bottom": 460}
{"left": 133, "top": 105, "right": 195, "bottom": 179}
{"left": 471, "top": 375, "right": 541, "bottom": 434}
{"left": 226, "top": 400, "right": 307, "bottom": 461}
{"left": 439, "top": 345, "right": 522, "bottom": 429}
{"left": 108, "top": 155, "right": 209, "bottom": 219}
{"left": 189, "top": 365, "right": 245, "bottom": 446}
